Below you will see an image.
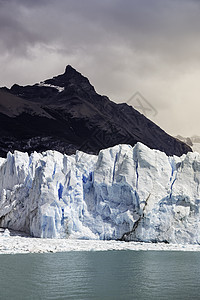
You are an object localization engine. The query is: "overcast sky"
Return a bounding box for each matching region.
[1,0,200,137]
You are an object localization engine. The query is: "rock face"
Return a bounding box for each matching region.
[0,65,191,157]
[0,143,199,244]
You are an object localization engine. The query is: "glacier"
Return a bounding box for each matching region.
[0,142,199,244]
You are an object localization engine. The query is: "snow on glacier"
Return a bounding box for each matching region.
[0,142,199,244]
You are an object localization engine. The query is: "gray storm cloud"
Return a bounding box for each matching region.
[0,0,200,136]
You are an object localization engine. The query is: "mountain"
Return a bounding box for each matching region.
[175,135,200,154]
[0,143,199,244]
[0,65,191,157]
[175,135,193,146]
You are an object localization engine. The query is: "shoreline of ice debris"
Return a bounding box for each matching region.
[0,229,200,254]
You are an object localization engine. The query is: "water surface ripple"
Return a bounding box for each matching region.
[0,251,199,300]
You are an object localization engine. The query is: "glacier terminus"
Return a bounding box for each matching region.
[0,142,199,244]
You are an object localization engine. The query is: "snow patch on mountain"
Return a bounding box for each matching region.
[0,143,199,244]
[38,82,65,92]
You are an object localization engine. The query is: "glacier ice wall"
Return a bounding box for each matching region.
[0,143,199,244]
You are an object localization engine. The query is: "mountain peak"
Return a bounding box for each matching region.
[43,65,91,90]
[63,65,89,83]
[62,65,86,81]
[64,65,78,74]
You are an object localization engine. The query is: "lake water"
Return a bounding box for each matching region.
[0,250,200,300]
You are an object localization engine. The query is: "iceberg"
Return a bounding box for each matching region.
[0,143,199,244]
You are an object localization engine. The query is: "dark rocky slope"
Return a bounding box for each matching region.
[0,65,191,157]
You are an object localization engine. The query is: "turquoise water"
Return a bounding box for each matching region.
[0,251,200,300]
